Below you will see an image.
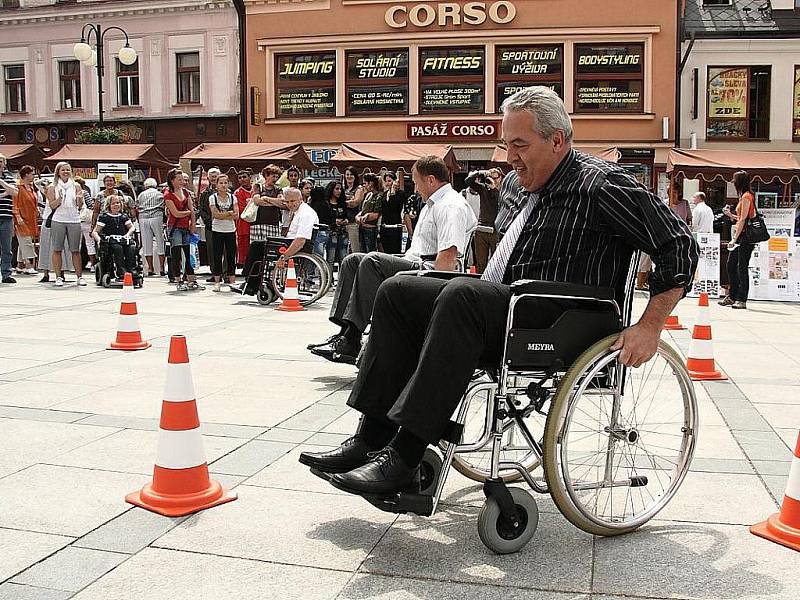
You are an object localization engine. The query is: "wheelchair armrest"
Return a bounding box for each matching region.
[510,279,615,301]
[409,270,481,280]
[418,253,437,262]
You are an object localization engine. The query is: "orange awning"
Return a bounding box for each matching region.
[328,143,460,173]
[0,144,46,167]
[667,148,800,185]
[44,144,175,169]
[491,145,620,164]
[181,143,316,171]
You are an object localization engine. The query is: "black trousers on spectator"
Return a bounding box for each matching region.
[727,243,755,302]
[108,241,136,277]
[170,245,194,280]
[379,225,402,254]
[347,276,569,444]
[212,231,236,278]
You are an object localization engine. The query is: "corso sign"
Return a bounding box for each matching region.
[407,121,499,140]
[386,1,516,28]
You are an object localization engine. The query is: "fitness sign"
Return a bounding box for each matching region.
[407,120,499,140]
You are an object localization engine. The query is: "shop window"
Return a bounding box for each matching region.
[495,45,563,110]
[574,43,644,114]
[706,66,770,141]
[116,58,140,107]
[275,51,335,117]
[59,60,81,109]
[794,65,800,142]
[3,64,25,113]
[346,49,408,115]
[176,52,200,104]
[419,47,484,114]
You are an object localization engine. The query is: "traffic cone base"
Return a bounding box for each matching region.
[126,467,237,517]
[109,273,150,350]
[751,434,800,552]
[663,313,685,331]
[751,512,800,552]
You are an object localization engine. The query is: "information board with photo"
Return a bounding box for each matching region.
[688,233,720,298]
[748,235,800,301]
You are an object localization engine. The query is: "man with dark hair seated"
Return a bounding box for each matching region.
[299,86,699,497]
[307,156,477,364]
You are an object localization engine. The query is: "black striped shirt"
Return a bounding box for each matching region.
[498,150,698,300]
[0,170,15,219]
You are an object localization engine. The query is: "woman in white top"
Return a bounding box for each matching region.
[209,173,239,292]
[46,162,86,287]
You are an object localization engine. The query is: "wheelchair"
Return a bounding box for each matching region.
[342,253,698,554]
[240,228,332,307]
[94,234,144,289]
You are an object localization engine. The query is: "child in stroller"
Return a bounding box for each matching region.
[92,195,140,286]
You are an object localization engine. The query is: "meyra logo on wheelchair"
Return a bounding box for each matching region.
[311,254,698,554]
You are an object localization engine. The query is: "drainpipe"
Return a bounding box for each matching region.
[232,0,247,142]
[676,0,696,151]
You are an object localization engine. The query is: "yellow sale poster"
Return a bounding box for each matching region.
[708,67,748,119]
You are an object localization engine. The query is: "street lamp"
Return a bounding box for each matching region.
[73,24,138,127]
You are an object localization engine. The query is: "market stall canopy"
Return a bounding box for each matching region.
[44,144,175,169]
[328,143,460,173]
[0,144,46,167]
[491,145,620,164]
[667,148,800,185]
[180,143,316,171]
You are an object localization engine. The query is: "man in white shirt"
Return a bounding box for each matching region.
[276,187,319,267]
[309,156,477,364]
[691,192,714,234]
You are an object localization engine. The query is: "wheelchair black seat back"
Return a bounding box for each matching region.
[95,235,144,289]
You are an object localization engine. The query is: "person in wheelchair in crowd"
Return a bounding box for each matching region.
[307,155,478,365]
[276,187,319,268]
[299,86,699,498]
[91,196,137,281]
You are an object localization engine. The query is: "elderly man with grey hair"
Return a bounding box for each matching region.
[276,187,319,270]
[299,85,699,498]
[136,177,166,276]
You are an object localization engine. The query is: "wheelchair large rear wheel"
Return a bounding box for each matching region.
[271,253,329,306]
[440,380,546,483]
[543,335,697,536]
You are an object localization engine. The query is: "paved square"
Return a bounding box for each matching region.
[1,277,798,599]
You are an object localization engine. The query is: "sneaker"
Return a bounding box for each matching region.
[54,277,64,287]
[718,296,734,307]
[212,282,221,292]
[77,277,87,286]
[188,281,205,291]
[88,265,96,273]
[2,276,16,284]
[732,301,747,310]
[25,268,37,275]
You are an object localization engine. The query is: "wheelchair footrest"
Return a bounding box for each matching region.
[366,492,434,516]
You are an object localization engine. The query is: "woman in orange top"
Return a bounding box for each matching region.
[719,170,756,309]
[11,165,39,274]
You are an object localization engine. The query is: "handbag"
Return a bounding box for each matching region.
[240,197,258,223]
[79,206,93,223]
[739,209,770,245]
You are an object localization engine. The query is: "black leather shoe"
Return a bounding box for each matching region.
[298,436,373,474]
[307,333,341,350]
[2,277,16,284]
[330,447,418,496]
[309,335,345,360]
[312,336,360,363]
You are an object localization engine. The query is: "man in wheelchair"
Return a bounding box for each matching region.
[300,86,699,499]
[92,196,137,281]
[275,187,318,267]
[308,156,477,364]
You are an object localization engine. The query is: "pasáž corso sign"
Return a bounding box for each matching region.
[407,120,499,140]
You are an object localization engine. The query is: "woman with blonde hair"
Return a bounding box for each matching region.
[46,162,86,287]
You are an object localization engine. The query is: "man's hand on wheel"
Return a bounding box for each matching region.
[610,323,660,368]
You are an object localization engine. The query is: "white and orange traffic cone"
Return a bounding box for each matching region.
[108,272,150,351]
[751,433,800,551]
[276,258,305,312]
[126,335,237,516]
[663,311,686,331]
[686,292,727,381]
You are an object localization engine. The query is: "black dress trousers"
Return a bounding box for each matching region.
[347,275,569,444]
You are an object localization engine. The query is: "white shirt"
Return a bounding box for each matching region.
[210,192,237,234]
[461,188,481,220]
[691,202,714,234]
[405,183,478,262]
[287,201,319,240]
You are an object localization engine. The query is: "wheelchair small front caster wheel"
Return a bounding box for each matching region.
[101,273,112,288]
[477,487,539,554]
[418,448,442,496]
[256,287,275,305]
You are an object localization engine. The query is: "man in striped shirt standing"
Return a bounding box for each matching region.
[0,155,17,284]
[300,86,699,496]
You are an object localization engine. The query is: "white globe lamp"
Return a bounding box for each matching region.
[118,46,137,66]
[73,42,92,62]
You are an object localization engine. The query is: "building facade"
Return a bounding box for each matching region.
[679,0,800,204]
[0,0,241,161]
[243,0,680,191]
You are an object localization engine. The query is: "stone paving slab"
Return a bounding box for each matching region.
[0,528,73,582]
[74,508,187,554]
[0,380,107,410]
[154,485,397,572]
[208,439,295,476]
[69,547,353,600]
[0,583,73,600]
[10,546,129,592]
